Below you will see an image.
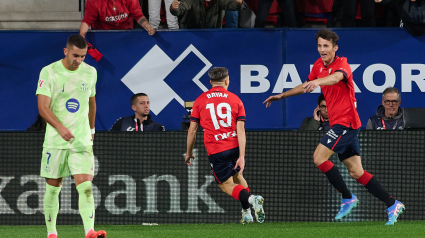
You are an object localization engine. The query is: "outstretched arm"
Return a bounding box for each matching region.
[263,81,308,108]
[303,72,345,93]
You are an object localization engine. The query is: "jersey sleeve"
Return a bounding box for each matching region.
[190,99,200,123]
[128,0,144,21]
[82,0,99,27]
[90,67,97,97]
[334,57,352,80]
[36,67,51,97]
[236,99,246,121]
[307,63,318,82]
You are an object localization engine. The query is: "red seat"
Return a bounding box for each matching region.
[297,0,334,25]
[356,2,385,20]
[297,0,334,14]
[244,0,282,26]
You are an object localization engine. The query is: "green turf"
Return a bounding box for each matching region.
[2,221,424,238]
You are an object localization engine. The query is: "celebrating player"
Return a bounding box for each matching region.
[36,35,106,238]
[263,28,405,225]
[186,67,265,224]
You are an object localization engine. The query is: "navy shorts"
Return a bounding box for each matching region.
[208,147,242,184]
[320,124,361,161]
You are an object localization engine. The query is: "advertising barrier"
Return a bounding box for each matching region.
[0,131,423,224]
[0,29,424,130]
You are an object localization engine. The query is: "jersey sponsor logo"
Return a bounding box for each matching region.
[126,126,135,131]
[206,93,228,99]
[105,12,128,22]
[66,98,80,113]
[121,45,211,115]
[214,131,237,141]
[39,79,45,87]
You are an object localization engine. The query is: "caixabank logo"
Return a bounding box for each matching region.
[121,44,212,115]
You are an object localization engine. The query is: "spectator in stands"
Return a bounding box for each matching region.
[170,0,246,29]
[376,0,425,36]
[299,94,330,131]
[254,0,298,28]
[341,0,376,27]
[110,93,165,131]
[366,87,404,130]
[80,0,155,37]
[149,0,179,29]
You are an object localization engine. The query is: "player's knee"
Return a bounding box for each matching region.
[313,155,326,166]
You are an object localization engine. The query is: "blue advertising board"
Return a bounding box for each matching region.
[0,29,424,130]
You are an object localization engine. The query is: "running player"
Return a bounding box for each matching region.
[263,28,404,225]
[36,35,106,237]
[186,67,265,224]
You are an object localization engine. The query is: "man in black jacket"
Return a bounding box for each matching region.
[170,0,245,29]
[376,0,425,36]
[110,93,165,131]
[366,87,404,130]
[299,94,330,131]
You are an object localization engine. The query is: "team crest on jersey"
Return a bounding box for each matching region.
[328,68,332,74]
[66,98,80,113]
[78,81,89,92]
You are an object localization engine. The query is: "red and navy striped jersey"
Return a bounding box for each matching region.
[308,56,361,129]
[191,86,246,155]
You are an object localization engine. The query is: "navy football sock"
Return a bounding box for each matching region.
[357,172,395,208]
[318,161,352,199]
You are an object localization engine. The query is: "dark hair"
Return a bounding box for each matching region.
[382,87,401,101]
[208,67,229,82]
[317,94,325,105]
[67,35,87,49]
[315,28,339,46]
[131,93,148,105]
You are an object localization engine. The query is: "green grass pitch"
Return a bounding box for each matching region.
[1,221,424,238]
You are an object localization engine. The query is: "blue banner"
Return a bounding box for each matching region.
[0,29,424,131]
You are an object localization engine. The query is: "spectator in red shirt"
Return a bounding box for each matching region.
[80,0,155,37]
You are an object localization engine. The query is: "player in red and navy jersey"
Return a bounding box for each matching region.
[186,67,265,225]
[264,29,404,225]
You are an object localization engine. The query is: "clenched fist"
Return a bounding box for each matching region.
[171,0,180,10]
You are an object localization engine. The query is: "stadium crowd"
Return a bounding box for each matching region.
[79,0,424,36]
